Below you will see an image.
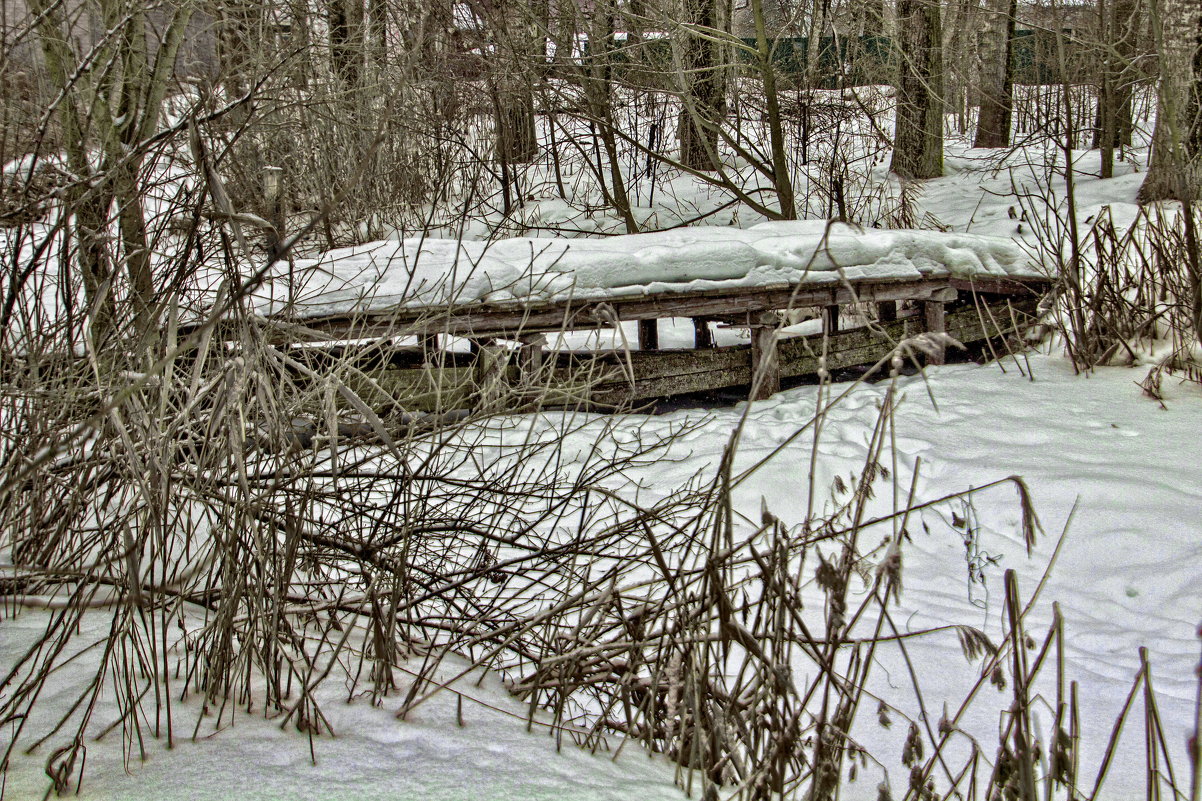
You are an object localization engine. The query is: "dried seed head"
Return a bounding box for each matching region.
[902,722,923,767]
[815,554,842,593]
[938,705,953,737]
[1050,727,1073,785]
[876,538,904,602]
[990,664,1007,691]
[878,701,893,729]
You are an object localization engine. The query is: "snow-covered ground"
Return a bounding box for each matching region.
[3,349,1198,800]
[0,621,690,801]
[4,86,1200,801]
[620,349,1201,798]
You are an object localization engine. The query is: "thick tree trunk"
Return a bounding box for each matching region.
[974,0,1017,148]
[677,0,727,171]
[497,81,539,164]
[1140,0,1202,201]
[891,0,945,178]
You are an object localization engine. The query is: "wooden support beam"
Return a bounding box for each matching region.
[638,319,659,350]
[517,333,546,383]
[923,300,947,366]
[877,301,897,322]
[586,297,1039,405]
[823,305,839,335]
[693,318,715,349]
[749,312,780,400]
[473,342,508,407]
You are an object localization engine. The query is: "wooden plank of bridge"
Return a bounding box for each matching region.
[580,297,1039,407]
[250,277,1027,345]
[474,342,509,407]
[419,334,439,360]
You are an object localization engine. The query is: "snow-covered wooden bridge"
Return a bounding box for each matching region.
[254,222,1049,410]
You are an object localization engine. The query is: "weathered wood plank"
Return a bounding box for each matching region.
[823,305,840,335]
[353,365,477,412]
[591,298,1038,403]
[246,276,1045,344]
[750,317,781,400]
[949,275,1046,295]
[517,334,546,383]
[327,296,1040,410]
[923,300,947,366]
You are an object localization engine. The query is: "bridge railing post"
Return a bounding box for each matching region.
[749,311,781,400]
[517,333,547,385]
[923,287,957,366]
[638,319,659,350]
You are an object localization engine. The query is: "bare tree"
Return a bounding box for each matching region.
[1139,0,1202,201]
[973,0,1017,148]
[891,0,945,178]
[1092,0,1140,171]
[676,0,729,170]
[27,0,195,344]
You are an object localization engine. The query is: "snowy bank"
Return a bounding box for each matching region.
[266,221,1044,318]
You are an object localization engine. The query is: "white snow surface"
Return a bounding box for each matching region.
[3,352,1199,801]
[0,621,690,801]
[267,221,1042,318]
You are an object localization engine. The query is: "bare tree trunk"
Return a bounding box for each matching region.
[583,0,639,232]
[29,0,192,344]
[943,0,977,132]
[496,82,539,164]
[804,0,832,88]
[216,0,261,96]
[329,0,365,88]
[1093,0,1139,156]
[367,0,388,74]
[892,0,945,178]
[1140,0,1202,201]
[751,0,796,217]
[974,0,1017,148]
[488,0,539,164]
[677,0,727,170]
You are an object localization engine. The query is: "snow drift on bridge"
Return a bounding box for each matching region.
[263,221,1044,318]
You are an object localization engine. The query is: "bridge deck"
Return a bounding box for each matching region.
[267,273,1047,411]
